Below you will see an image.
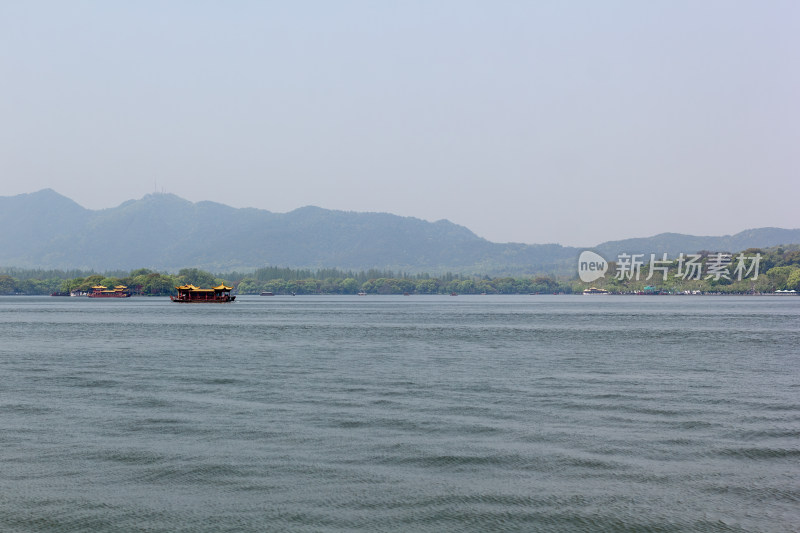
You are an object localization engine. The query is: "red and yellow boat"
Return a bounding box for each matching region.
[171,284,236,303]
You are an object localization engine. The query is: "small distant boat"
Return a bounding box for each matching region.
[583,287,609,295]
[88,285,132,298]
[171,284,235,303]
[357,292,367,296]
[260,291,274,296]
[450,292,458,296]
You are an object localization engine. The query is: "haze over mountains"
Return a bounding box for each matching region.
[2,189,798,274]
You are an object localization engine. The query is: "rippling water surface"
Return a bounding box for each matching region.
[1,295,798,532]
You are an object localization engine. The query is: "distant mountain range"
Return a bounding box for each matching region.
[2,189,798,274]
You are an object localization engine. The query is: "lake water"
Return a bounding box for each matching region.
[0,295,798,532]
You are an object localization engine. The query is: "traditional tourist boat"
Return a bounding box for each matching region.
[171,284,236,303]
[582,287,609,295]
[88,285,132,298]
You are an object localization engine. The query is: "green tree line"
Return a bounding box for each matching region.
[0,266,572,296]
[235,274,568,295]
[2,245,799,296]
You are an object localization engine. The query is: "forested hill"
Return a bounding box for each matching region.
[2,190,798,274]
[0,190,576,273]
[595,229,800,259]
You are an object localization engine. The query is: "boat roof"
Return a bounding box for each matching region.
[175,284,231,292]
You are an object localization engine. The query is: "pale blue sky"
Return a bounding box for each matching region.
[1,1,798,246]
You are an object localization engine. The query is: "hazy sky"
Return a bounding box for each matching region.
[1,1,798,246]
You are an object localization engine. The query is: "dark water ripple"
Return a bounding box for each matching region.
[0,295,798,532]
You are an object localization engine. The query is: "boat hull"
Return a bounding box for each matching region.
[170,296,236,303]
